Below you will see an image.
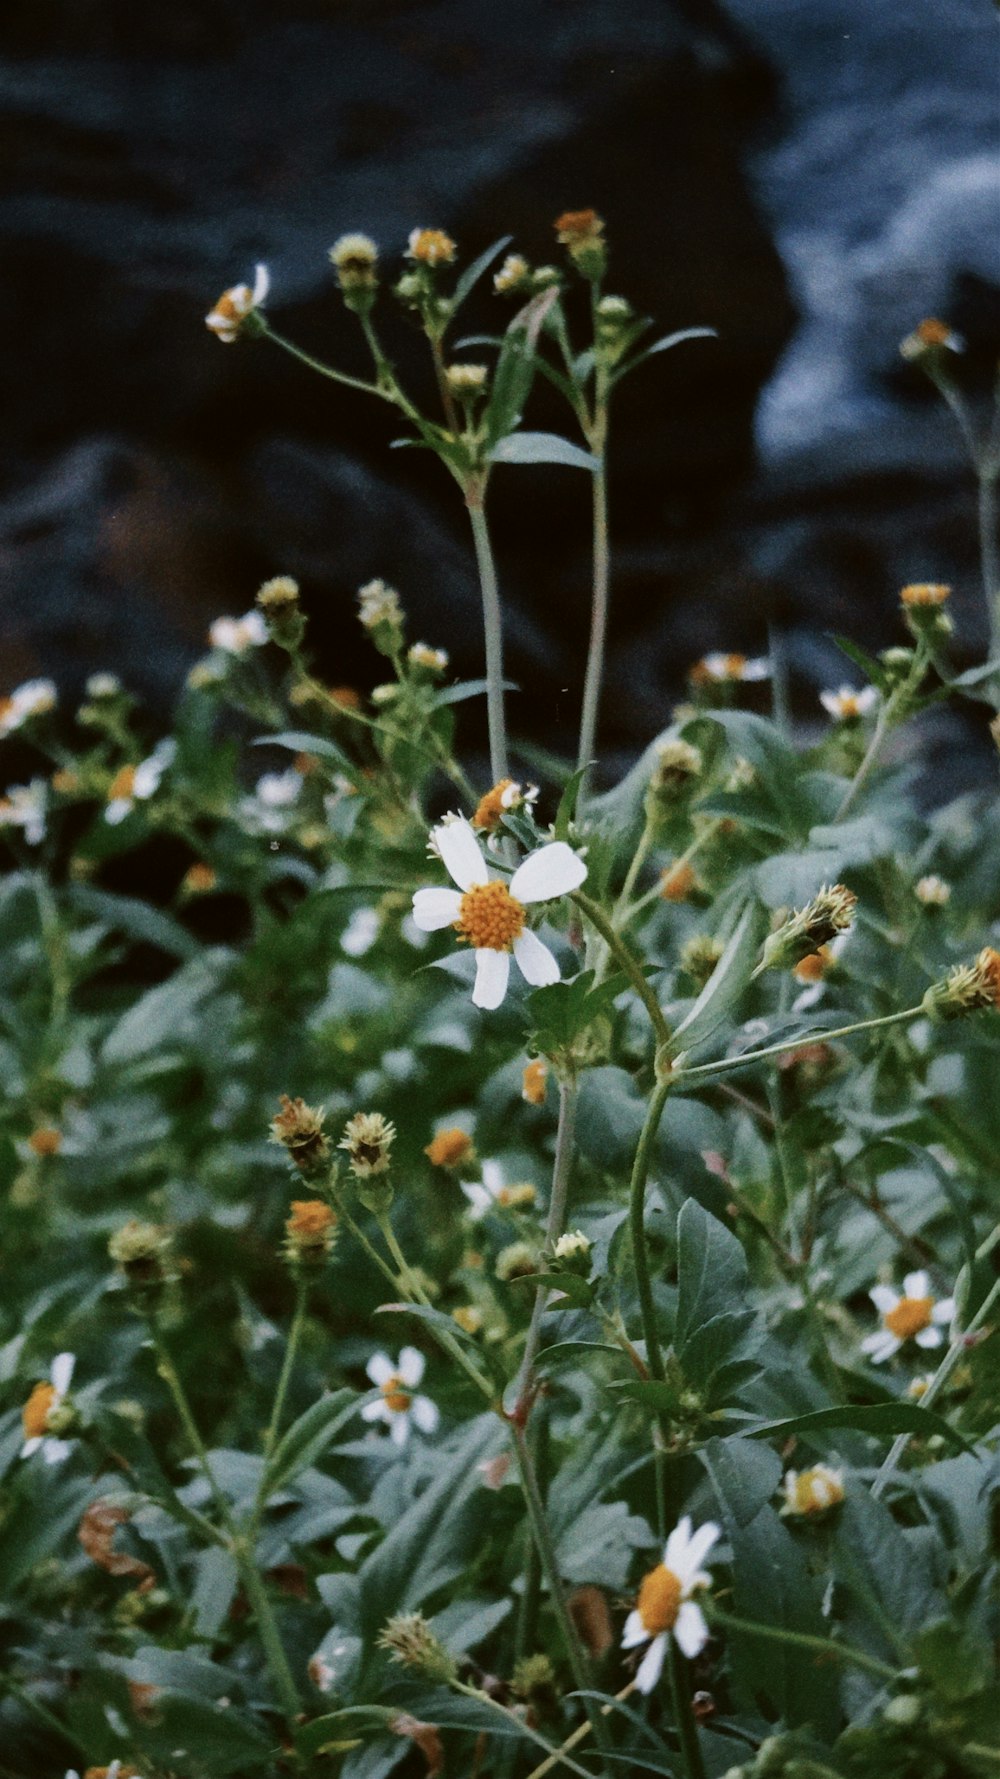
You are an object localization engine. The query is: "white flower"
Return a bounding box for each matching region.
[622,1517,720,1692]
[0,678,57,737]
[105,738,176,825]
[0,780,48,845]
[694,653,770,684]
[362,1348,439,1447]
[819,685,879,721]
[554,1229,591,1262]
[342,906,380,956]
[407,643,449,673]
[208,610,269,654]
[861,1270,956,1364]
[461,1159,536,1220]
[781,1463,845,1517]
[205,264,270,342]
[21,1352,75,1463]
[85,672,122,699]
[411,817,586,1010]
[915,874,951,907]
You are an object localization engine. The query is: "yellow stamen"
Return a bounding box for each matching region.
[637,1563,683,1635]
[22,1381,57,1441]
[381,1377,412,1413]
[473,778,516,831]
[107,764,136,802]
[885,1296,933,1340]
[455,881,525,951]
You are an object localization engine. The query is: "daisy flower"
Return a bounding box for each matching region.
[622,1517,721,1692]
[461,1158,536,1220]
[205,263,270,342]
[819,685,878,721]
[208,610,269,654]
[861,1270,956,1365]
[362,1348,439,1447]
[411,818,586,1010]
[690,652,770,686]
[0,780,48,846]
[105,739,176,825]
[21,1352,76,1463]
[0,677,57,737]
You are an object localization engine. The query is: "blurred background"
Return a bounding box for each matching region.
[1,0,998,774]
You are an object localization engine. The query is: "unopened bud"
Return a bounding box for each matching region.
[378,1612,458,1684]
[757,885,857,974]
[357,579,405,657]
[495,1241,539,1282]
[284,1199,337,1266]
[551,1229,592,1276]
[444,362,489,401]
[553,208,606,280]
[108,1220,173,1292]
[270,1095,331,1182]
[329,233,379,314]
[646,740,703,820]
[256,576,304,649]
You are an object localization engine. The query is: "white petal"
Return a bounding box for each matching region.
[678,1520,721,1580]
[915,1326,943,1349]
[635,1635,667,1694]
[411,887,463,931]
[903,1270,931,1300]
[20,1436,42,1458]
[252,264,271,303]
[621,1609,648,1650]
[105,799,132,826]
[366,1353,394,1386]
[513,929,560,987]
[473,949,510,1010]
[51,1352,75,1394]
[389,1413,410,1447]
[741,658,771,681]
[42,1438,73,1464]
[411,1395,439,1435]
[461,1183,492,1220]
[674,1600,709,1660]
[509,842,586,905]
[869,1285,899,1315]
[361,1400,389,1424]
[664,1516,694,1575]
[932,1297,956,1324]
[398,1346,425,1387]
[862,1331,900,1363]
[435,819,489,891]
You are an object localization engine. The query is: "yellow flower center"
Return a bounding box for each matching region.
[793,947,831,983]
[425,1127,474,1168]
[790,1468,844,1514]
[381,1377,412,1413]
[900,583,950,607]
[473,778,516,831]
[522,1058,548,1105]
[455,881,526,952]
[637,1563,683,1635]
[885,1295,933,1340]
[107,764,136,802]
[23,1381,57,1440]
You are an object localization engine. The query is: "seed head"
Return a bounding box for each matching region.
[357,579,405,657]
[108,1219,173,1291]
[647,740,703,819]
[256,575,305,648]
[329,233,379,311]
[495,1240,539,1282]
[922,947,1000,1021]
[284,1199,337,1266]
[378,1611,458,1684]
[757,884,857,974]
[270,1095,331,1181]
[407,228,457,267]
[340,1111,396,1177]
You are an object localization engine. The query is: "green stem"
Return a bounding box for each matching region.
[613,813,655,922]
[573,891,672,1053]
[522,1684,637,1779]
[513,1078,578,1407]
[978,468,1000,659]
[668,1641,708,1779]
[672,1005,922,1087]
[834,644,927,822]
[466,495,510,784]
[707,1604,897,1684]
[0,1674,85,1755]
[263,1275,309,1461]
[452,1682,596,1778]
[375,1213,496,1401]
[627,1077,673,1536]
[578,444,610,775]
[263,325,387,400]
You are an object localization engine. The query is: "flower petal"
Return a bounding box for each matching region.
[903,1270,931,1300]
[869,1285,899,1315]
[51,1352,75,1394]
[366,1352,394,1386]
[915,1326,943,1348]
[674,1600,709,1660]
[42,1438,73,1464]
[398,1346,425,1387]
[634,1634,667,1694]
[20,1436,42,1458]
[621,1609,648,1650]
[931,1297,956,1324]
[411,887,463,931]
[389,1413,410,1447]
[411,1395,440,1435]
[861,1331,900,1363]
[361,1399,388,1423]
[434,819,489,891]
[252,263,271,303]
[513,929,560,988]
[677,1520,721,1580]
[509,842,586,905]
[473,949,510,1010]
[664,1515,694,1575]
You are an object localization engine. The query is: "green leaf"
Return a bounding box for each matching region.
[699,1435,783,1527]
[674,1198,750,1352]
[434,676,518,707]
[744,1401,975,1457]
[490,431,599,471]
[507,1269,595,1309]
[263,1389,361,1496]
[723,1504,842,1732]
[296,1706,397,1759]
[451,234,513,310]
[484,286,558,445]
[672,901,763,1055]
[830,1491,945,1660]
[374,1299,482,1346]
[257,729,356,775]
[830,633,889,692]
[102,949,231,1066]
[554,763,590,837]
[67,884,202,961]
[612,324,717,382]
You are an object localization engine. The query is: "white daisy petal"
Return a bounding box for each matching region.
[621,1608,648,1650]
[411,1395,439,1435]
[361,1399,388,1423]
[20,1435,42,1458]
[674,1600,710,1660]
[903,1270,931,1300]
[398,1347,425,1387]
[411,887,463,931]
[435,819,489,891]
[869,1285,899,1315]
[51,1353,75,1395]
[931,1297,956,1324]
[473,949,510,1010]
[42,1439,73,1465]
[513,929,560,988]
[509,841,587,905]
[915,1326,943,1348]
[252,264,271,303]
[862,1330,900,1363]
[390,1413,410,1447]
[366,1353,395,1387]
[679,1520,721,1578]
[664,1516,694,1575]
[635,1634,667,1694]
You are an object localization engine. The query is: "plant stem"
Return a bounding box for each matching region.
[668,1641,708,1779]
[263,1274,309,1461]
[672,1005,922,1087]
[375,1213,496,1401]
[509,1423,614,1772]
[979,468,1000,657]
[522,1684,637,1779]
[466,493,510,784]
[263,326,387,400]
[834,644,927,821]
[578,448,610,775]
[513,1078,578,1408]
[627,1076,673,1536]
[573,891,672,1053]
[871,1268,1000,1498]
[1,1674,85,1755]
[707,1604,897,1684]
[452,1682,597,1779]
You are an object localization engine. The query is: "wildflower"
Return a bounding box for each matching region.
[923,947,1000,1020]
[51,768,81,794]
[522,1057,548,1105]
[411,816,587,1010]
[0,678,57,737]
[285,1199,337,1265]
[554,208,606,276]
[900,318,963,362]
[407,642,449,675]
[472,777,538,833]
[660,861,697,903]
[256,575,304,648]
[0,781,47,845]
[362,1348,439,1446]
[757,884,857,974]
[915,874,951,907]
[907,1373,934,1400]
[182,862,216,895]
[73,1765,144,1779]
[28,1126,61,1157]
[689,652,770,686]
[378,1611,456,1682]
[622,1517,721,1691]
[208,609,269,654]
[425,1126,475,1170]
[205,264,269,342]
[105,739,176,825]
[407,228,457,266]
[494,253,532,296]
[85,672,122,699]
[21,1352,76,1462]
[861,1270,956,1364]
[444,362,489,399]
[452,1305,483,1335]
[819,685,879,721]
[648,738,703,800]
[780,1464,845,1517]
[329,233,379,311]
[462,1160,536,1220]
[495,1240,539,1281]
[357,578,405,656]
[552,1229,591,1274]
[108,1220,172,1291]
[340,1110,396,1177]
[269,1095,330,1178]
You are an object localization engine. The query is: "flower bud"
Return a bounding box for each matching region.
[284,1199,337,1267]
[108,1220,173,1292]
[551,1229,592,1276]
[680,933,724,988]
[425,1126,475,1170]
[511,1653,557,1708]
[553,208,606,279]
[341,1111,396,1178]
[256,575,305,650]
[407,643,449,677]
[444,362,489,402]
[407,228,457,267]
[922,947,1000,1021]
[646,740,703,822]
[329,233,379,314]
[494,253,532,297]
[357,579,405,657]
[900,582,952,642]
[757,885,857,974]
[914,874,950,907]
[378,1611,458,1684]
[495,1241,540,1282]
[270,1095,331,1182]
[660,860,698,903]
